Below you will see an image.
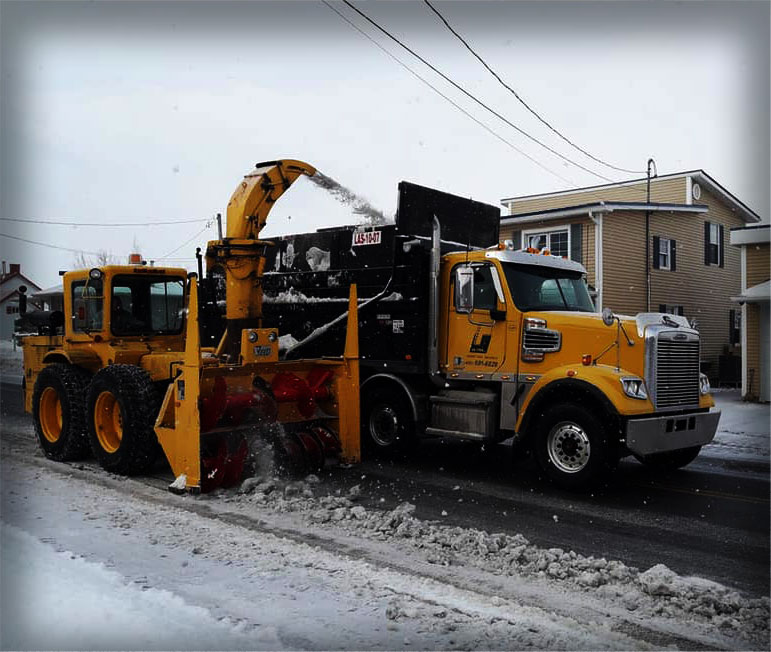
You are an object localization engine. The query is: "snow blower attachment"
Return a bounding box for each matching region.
[154,160,361,492]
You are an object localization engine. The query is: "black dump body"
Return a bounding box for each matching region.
[203,182,500,372]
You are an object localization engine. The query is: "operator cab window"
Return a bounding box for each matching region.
[111,275,185,336]
[71,279,104,332]
[454,263,501,313]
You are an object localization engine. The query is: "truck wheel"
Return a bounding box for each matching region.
[534,403,616,490]
[86,365,159,475]
[635,446,701,471]
[32,363,90,461]
[362,386,414,457]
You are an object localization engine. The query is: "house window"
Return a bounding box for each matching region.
[704,221,724,267]
[6,306,19,315]
[658,304,684,316]
[653,237,676,271]
[524,228,569,257]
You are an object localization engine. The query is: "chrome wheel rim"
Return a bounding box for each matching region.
[369,405,398,447]
[547,421,591,473]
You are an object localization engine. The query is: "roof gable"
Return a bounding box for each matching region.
[502,170,760,224]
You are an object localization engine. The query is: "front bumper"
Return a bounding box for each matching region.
[624,410,721,457]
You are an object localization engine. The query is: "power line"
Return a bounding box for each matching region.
[154,222,214,261]
[0,232,105,256]
[0,216,211,227]
[340,0,614,183]
[422,0,644,175]
[320,0,575,186]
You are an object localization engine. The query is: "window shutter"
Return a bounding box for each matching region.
[719,224,725,268]
[677,306,684,316]
[704,221,710,265]
[658,304,666,313]
[671,240,677,271]
[570,223,582,262]
[510,230,522,249]
[652,236,660,269]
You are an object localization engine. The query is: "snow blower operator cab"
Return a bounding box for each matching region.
[250,180,720,490]
[20,160,361,493]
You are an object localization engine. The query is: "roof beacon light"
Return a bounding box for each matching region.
[128,253,142,265]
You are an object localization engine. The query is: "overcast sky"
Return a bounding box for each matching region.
[1,0,769,289]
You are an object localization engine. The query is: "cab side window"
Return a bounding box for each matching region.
[473,265,497,312]
[71,279,104,332]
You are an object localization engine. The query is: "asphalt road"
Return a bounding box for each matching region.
[2,379,768,597]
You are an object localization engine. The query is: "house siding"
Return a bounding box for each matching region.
[505,178,687,216]
[746,243,770,287]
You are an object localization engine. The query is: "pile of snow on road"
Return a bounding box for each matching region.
[217,475,769,646]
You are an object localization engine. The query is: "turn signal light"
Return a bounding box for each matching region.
[582,354,592,366]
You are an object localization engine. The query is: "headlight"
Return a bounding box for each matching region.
[620,377,648,400]
[699,372,710,395]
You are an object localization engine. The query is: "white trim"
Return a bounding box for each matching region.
[730,225,770,246]
[590,211,603,310]
[685,176,693,206]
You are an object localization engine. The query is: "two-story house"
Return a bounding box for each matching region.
[499,171,762,382]
[730,224,769,402]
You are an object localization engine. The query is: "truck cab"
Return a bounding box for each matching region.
[21,262,188,412]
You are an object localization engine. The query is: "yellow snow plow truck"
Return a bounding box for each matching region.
[20,160,361,492]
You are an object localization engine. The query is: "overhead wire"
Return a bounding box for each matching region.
[339,0,614,183]
[0,233,106,256]
[0,216,211,227]
[154,220,214,261]
[422,0,645,175]
[320,0,575,186]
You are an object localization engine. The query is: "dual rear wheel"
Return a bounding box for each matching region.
[33,363,160,475]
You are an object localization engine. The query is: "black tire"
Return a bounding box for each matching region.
[534,403,617,490]
[635,446,701,471]
[86,365,160,475]
[361,384,414,457]
[32,363,91,461]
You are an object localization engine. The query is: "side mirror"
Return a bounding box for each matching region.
[455,266,474,313]
[490,309,507,322]
[601,307,615,327]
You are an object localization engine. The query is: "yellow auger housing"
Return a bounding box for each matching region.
[155,276,360,493]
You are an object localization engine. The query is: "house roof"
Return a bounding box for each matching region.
[0,271,42,292]
[731,280,770,304]
[501,170,761,224]
[0,287,42,306]
[500,201,708,227]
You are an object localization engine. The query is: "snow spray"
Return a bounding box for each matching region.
[308,171,391,226]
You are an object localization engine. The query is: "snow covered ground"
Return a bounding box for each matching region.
[1,344,768,649]
[0,339,23,377]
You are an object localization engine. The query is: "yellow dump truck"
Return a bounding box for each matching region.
[256,179,721,489]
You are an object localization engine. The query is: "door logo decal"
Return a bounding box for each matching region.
[470,328,491,353]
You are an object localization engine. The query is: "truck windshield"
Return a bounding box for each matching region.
[111,275,185,336]
[501,263,595,313]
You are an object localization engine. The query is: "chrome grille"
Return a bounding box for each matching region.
[655,335,700,409]
[523,328,561,352]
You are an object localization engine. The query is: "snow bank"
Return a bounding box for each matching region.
[231,477,770,647]
[0,522,266,650]
[0,339,23,375]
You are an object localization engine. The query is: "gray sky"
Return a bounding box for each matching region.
[1,0,769,288]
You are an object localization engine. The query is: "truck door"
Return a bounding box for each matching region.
[445,262,508,375]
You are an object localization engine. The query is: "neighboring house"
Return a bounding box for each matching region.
[0,263,42,339]
[33,285,65,312]
[730,224,770,402]
[500,170,762,382]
